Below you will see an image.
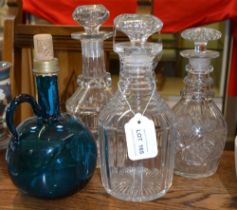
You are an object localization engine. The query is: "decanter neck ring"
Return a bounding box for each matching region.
[118,63,156,96]
[181,69,214,99]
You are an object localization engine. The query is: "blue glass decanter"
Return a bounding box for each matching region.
[5,34,97,199]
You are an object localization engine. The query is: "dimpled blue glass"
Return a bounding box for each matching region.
[6,75,97,199]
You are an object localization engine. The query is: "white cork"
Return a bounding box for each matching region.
[33,34,54,61]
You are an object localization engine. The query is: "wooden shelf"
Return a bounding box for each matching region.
[0,151,236,209]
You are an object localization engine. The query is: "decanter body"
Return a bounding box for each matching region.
[173,28,227,178]
[5,34,97,198]
[66,5,112,166]
[99,14,177,202]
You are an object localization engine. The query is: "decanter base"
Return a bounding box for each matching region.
[174,168,218,179]
[106,188,168,202]
[102,166,172,202]
[19,185,81,200]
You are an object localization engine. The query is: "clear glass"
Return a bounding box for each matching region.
[66,5,112,167]
[99,14,177,202]
[0,61,11,149]
[173,27,227,178]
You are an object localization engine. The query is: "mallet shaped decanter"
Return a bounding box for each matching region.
[99,14,177,202]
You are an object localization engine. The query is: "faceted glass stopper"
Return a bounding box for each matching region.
[182,27,221,42]
[181,27,221,53]
[180,27,221,60]
[72,4,109,34]
[114,14,163,44]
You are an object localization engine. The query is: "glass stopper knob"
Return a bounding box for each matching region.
[114,14,163,44]
[72,4,109,34]
[181,27,221,53]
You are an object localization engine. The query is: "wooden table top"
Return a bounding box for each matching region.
[0,150,236,210]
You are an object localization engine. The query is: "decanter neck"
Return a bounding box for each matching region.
[118,63,155,92]
[81,39,106,78]
[181,65,214,99]
[36,75,60,119]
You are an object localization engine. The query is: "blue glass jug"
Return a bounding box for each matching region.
[5,35,97,199]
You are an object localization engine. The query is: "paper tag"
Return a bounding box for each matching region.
[124,113,158,161]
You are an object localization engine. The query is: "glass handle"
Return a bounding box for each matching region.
[6,94,42,140]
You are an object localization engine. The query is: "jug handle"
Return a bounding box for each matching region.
[6,94,42,141]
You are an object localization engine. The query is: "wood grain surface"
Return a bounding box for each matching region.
[0,151,236,210]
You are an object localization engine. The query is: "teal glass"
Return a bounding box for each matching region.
[5,67,97,198]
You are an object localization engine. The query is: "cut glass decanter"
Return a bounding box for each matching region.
[99,14,177,202]
[173,27,227,178]
[66,5,112,167]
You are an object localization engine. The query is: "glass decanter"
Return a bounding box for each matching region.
[66,5,112,166]
[173,27,227,178]
[99,14,177,202]
[5,34,97,199]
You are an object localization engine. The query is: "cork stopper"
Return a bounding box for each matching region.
[33,34,59,75]
[33,34,54,61]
